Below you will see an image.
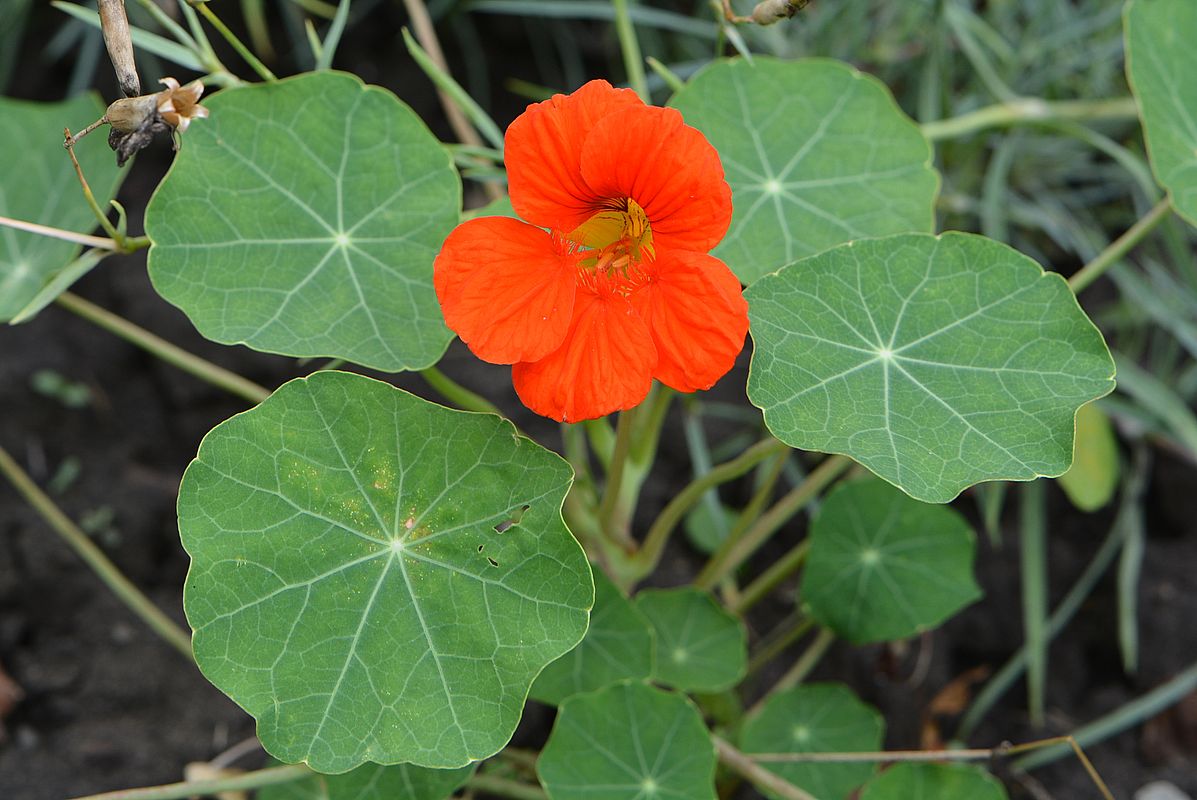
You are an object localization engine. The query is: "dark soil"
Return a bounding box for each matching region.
[2,4,1196,799]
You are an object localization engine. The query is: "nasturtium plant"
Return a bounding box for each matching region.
[0,94,122,322]
[801,478,982,643]
[670,57,938,285]
[1125,0,1197,227]
[634,587,747,693]
[258,761,474,800]
[741,683,885,800]
[531,569,655,706]
[746,232,1117,503]
[180,371,591,771]
[860,762,1009,800]
[146,71,460,371]
[537,682,718,800]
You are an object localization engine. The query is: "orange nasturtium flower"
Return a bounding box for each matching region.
[434,80,748,422]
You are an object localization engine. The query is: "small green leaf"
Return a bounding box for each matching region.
[801,478,982,644]
[531,569,655,705]
[0,94,122,323]
[860,763,1008,800]
[1125,0,1197,226]
[258,762,474,800]
[147,71,460,371]
[741,683,884,800]
[181,371,591,772]
[634,587,747,693]
[670,57,938,285]
[1057,402,1120,512]
[537,682,717,800]
[746,232,1116,503]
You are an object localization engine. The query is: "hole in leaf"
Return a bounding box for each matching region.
[494,504,530,533]
[487,556,499,568]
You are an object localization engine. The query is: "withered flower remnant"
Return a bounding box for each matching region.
[104,77,209,166]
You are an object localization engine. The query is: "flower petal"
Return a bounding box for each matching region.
[513,279,657,422]
[506,80,643,234]
[434,217,577,364]
[580,105,732,253]
[629,251,747,393]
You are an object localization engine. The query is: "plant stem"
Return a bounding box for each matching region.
[1067,199,1173,293]
[64,765,311,800]
[420,366,501,415]
[612,0,649,102]
[467,773,548,800]
[732,539,809,614]
[631,438,792,579]
[0,215,118,250]
[712,736,818,800]
[695,454,851,590]
[920,96,1139,142]
[0,445,193,660]
[597,406,637,547]
[64,128,121,242]
[55,292,271,405]
[747,610,813,675]
[192,1,278,81]
[748,627,835,717]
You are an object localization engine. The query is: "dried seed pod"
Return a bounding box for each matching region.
[751,0,809,25]
[98,0,140,97]
[105,94,158,134]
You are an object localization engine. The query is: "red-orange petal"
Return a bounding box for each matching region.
[434,216,577,365]
[580,105,732,254]
[512,278,657,422]
[629,251,747,393]
[505,80,643,234]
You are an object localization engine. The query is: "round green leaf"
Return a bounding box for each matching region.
[801,478,982,644]
[670,57,937,285]
[147,71,459,371]
[0,94,123,322]
[746,232,1116,503]
[531,568,655,705]
[860,763,1008,800]
[1057,402,1120,512]
[741,683,884,800]
[259,762,474,800]
[537,682,717,800]
[181,371,591,772]
[1126,0,1197,227]
[634,587,747,693]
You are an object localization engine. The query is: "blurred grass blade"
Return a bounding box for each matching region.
[316,0,350,70]
[1020,479,1048,728]
[1015,658,1197,770]
[683,402,732,553]
[130,0,198,52]
[973,481,1007,547]
[241,0,275,62]
[288,0,339,18]
[305,18,324,64]
[1114,353,1197,459]
[467,0,718,40]
[52,1,204,71]
[10,250,108,324]
[402,27,504,151]
[1116,449,1148,674]
[0,0,32,93]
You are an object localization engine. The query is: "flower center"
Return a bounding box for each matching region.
[567,198,655,273]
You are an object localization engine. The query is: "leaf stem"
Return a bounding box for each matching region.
[920,96,1139,142]
[55,292,271,405]
[63,127,122,243]
[695,454,852,590]
[712,736,818,800]
[191,0,278,81]
[467,773,548,800]
[732,539,809,614]
[612,0,649,102]
[0,215,119,251]
[1067,199,1173,293]
[64,765,312,800]
[746,610,813,676]
[1019,479,1048,728]
[747,627,835,717]
[0,445,194,661]
[597,405,637,547]
[630,438,792,580]
[420,366,501,415]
